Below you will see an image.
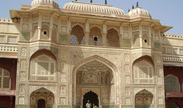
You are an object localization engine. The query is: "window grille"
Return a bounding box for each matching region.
[106,28,120,47]
[70,25,85,45]
[30,55,56,81]
[0,68,10,90]
[133,60,154,84]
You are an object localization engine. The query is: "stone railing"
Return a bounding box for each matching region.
[0,18,12,23]
[164,33,183,39]
[163,56,183,62]
[0,46,18,52]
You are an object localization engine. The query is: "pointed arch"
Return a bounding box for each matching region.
[133,56,154,84]
[41,23,50,40]
[29,49,57,81]
[73,55,117,75]
[30,87,54,106]
[70,25,85,45]
[164,74,180,92]
[89,26,102,46]
[135,89,153,106]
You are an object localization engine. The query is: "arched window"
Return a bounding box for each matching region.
[133,60,154,84]
[41,24,49,40]
[0,68,11,90]
[142,33,149,47]
[89,27,102,46]
[106,28,120,47]
[165,75,180,92]
[30,54,56,81]
[70,25,85,45]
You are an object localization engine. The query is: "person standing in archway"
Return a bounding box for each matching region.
[93,103,98,108]
[86,100,91,108]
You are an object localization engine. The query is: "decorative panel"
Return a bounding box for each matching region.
[8,37,17,42]
[0,35,5,42]
[21,32,30,41]
[61,26,67,33]
[123,39,130,47]
[60,35,68,42]
[22,23,29,31]
[102,106,115,108]
[154,42,161,50]
[123,32,129,38]
[16,106,26,108]
[58,106,71,108]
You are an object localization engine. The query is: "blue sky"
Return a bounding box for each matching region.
[0,0,182,34]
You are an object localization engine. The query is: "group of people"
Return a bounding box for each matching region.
[86,100,98,108]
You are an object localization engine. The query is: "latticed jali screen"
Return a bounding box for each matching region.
[89,27,102,46]
[133,60,153,84]
[70,25,85,45]
[106,28,120,47]
[0,68,10,89]
[30,55,56,81]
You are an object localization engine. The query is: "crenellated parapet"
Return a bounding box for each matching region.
[164,33,183,39]
[0,18,13,23]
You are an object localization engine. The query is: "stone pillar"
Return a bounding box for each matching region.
[120,24,123,47]
[149,26,151,48]
[49,15,53,41]
[103,22,107,46]
[102,33,107,46]
[29,15,33,41]
[38,14,42,40]
[139,25,143,47]
[85,32,89,45]
[68,20,71,44]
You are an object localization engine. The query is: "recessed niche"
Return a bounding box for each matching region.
[93,36,98,42]
[144,39,147,43]
[43,31,47,35]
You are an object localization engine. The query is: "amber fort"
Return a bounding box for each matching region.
[0,0,182,108]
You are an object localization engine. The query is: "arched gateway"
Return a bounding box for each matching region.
[72,56,116,108]
[30,88,54,108]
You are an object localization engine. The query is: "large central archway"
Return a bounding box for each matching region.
[73,57,116,108]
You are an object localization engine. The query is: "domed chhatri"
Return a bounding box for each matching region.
[127,7,151,18]
[31,0,59,9]
[63,2,125,16]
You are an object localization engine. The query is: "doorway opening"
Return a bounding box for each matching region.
[38,99,45,108]
[83,91,99,108]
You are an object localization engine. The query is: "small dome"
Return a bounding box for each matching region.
[127,7,151,19]
[31,0,59,9]
[63,2,125,16]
